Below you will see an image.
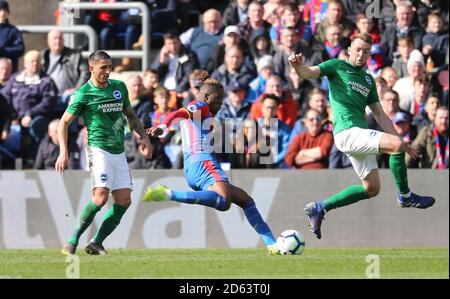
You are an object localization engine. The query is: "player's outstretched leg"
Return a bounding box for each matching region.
[228,185,279,255]
[61,200,101,256]
[142,184,229,211]
[390,153,435,209]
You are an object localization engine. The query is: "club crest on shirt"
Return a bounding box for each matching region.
[113,90,122,100]
[100,173,108,182]
[365,76,372,85]
[187,105,198,112]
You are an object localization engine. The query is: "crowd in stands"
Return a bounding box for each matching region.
[0,0,448,170]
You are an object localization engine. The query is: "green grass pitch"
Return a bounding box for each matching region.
[0,248,447,279]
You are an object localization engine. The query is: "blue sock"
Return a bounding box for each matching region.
[243,202,276,246]
[171,190,228,211]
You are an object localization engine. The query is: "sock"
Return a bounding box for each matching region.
[322,185,369,212]
[67,201,101,246]
[243,202,276,246]
[92,203,128,245]
[389,152,411,195]
[171,190,228,211]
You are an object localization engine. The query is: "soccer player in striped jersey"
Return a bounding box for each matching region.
[288,33,435,239]
[143,78,279,255]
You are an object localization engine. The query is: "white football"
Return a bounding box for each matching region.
[276,229,305,255]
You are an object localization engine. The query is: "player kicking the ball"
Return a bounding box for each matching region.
[288,33,435,239]
[143,78,279,255]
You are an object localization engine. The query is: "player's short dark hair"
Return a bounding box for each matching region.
[351,33,373,45]
[88,50,111,65]
[283,2,298,13]
[189,69,210,89]
[261,93,281,105]
[436,105,448,114]
[200,78,223,94]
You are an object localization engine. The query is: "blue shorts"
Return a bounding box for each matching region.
[184,159,229,191]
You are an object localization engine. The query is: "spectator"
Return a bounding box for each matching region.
[222,0,250,27]
[393,49,425,104]
[249,26,274,66]
[285,108,333,169]
[328,143,352,169]
[180,9,224,69]
[125,74,152,129]
[422,12,448,68]
[206,25,251,75]
[322,24,346,60]
[303,0,328,35]
[247,55,274,103]
[152,31,199,95]
[273,27,320,84]
[314,0,355,44]
[381,66,399,89]
[250,75,298,128]
[238,1,272,42]
[263,0,285,26]
[257,94,291,167]
[0,91,12,168]
[286,66,314,116]
[34,118,80,170]
[141,68,159,108]
[129,133,172,169]
[412,93,441,132]
[400,75,431,116]
[407,106,449,168]
[2,50,58,167]
[216,81,251,121]
[391,36,414,78]
[0,57,11,91]
[84,0,120,50]
[181,69,210,107]
[41,30,89,114]
[270,2,313,47]
[392,111,415,143]
[381,0,425,65]
[151,86,176,127]
[211,45,256,91]
[349,13,381,44]
[0,0,24,73]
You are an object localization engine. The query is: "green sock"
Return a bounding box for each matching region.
[67,201,101,246]
[322,185,369,211]
[92,203,128,245]
[389,152,410,194]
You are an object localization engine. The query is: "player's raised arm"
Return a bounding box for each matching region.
[288,53,321,80]
[123,105,153,159]
[55,111,77,173]
[147,108,190,137]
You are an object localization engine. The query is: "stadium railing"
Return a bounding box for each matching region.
[59,1,150,70]
[18,25,98,54]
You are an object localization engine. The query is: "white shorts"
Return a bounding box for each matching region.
[87,146,132,191]
[334,127,384,179]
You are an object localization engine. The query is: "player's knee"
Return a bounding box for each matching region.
[366,184,380,198]
[217,201,231,212]
[119,197,132,208]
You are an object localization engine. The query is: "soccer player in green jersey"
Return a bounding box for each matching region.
[288,33,435,239]
[56,51,153,255]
